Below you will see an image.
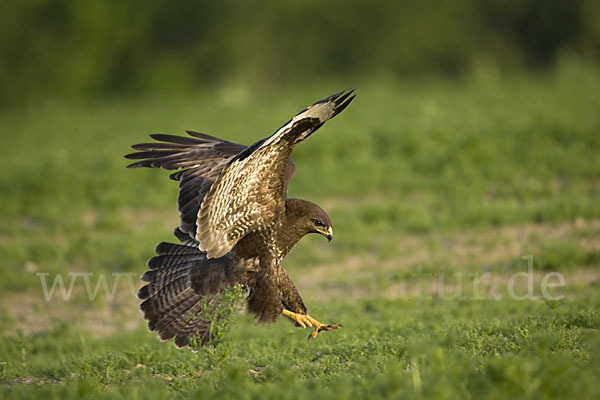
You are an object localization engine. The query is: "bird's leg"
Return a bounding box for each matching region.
[281,309,342,340]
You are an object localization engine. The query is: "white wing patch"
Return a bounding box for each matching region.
[260,88,355,149]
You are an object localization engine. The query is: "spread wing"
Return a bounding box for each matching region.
[125,131,297,243]
[125,131,247,240]
[196,89,355,258]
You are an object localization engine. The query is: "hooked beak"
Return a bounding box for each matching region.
[316,226,333,242]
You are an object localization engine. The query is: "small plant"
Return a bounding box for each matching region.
[188,284,246,368]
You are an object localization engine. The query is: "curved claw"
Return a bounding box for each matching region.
[307,323,342,340]
[282,309,342,341]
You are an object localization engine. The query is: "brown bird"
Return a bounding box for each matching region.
[125,89,355,348]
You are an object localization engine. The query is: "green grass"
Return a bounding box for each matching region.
[1,60,600,398]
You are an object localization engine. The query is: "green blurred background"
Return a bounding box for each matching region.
[2,0,599,106]
[2,2,600,398]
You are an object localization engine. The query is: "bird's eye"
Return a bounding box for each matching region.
[313,219,325,228]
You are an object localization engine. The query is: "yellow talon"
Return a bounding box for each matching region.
[282,309,341,340]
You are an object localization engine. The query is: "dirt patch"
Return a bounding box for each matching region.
[1,281,142,336]
[2,219,599,335]
[296,219,600,300]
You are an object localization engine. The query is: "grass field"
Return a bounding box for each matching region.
[1,60,599,398]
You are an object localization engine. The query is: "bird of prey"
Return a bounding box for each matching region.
[125,89,355,348]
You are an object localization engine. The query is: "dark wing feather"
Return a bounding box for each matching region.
[125,131,297,242]
[125,131,246,172]
[196,89,355,258]
[125,131,247,239]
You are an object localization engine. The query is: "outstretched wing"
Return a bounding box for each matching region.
[126,131,297,242]
[196,89,355,258]
[125,131,247,240]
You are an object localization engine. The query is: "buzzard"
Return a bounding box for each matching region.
[125,89,355,348]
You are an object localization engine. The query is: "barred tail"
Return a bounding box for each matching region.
[137,237,233,348]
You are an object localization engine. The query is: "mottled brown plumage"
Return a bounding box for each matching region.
[126,89,354,347]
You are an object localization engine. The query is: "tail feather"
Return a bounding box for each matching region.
[140,277,193,322]
[173,299,218,347]
[153,289,203,334]
[138,268,194,298]
[141,264,194,283]
[154,241,200,256]
[161,297,216,344]
[175,319,211,348]
[137,239,232,348]
[147,253,206,269]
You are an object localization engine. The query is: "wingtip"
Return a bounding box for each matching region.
[333,87,355,100]
[123,159,147,168]
[332,93,355,117]
[341,87,356,96]
[124,158,141,168]
[315,88,355,105]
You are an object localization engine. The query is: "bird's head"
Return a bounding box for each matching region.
[308,209,333,242]
[286,199,333,242]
